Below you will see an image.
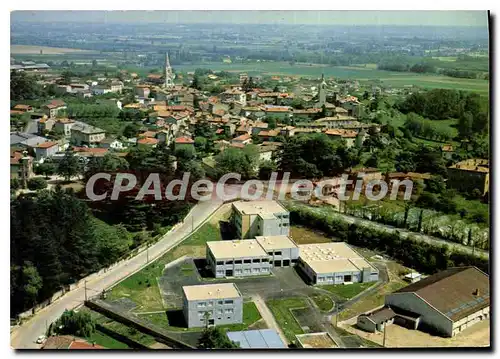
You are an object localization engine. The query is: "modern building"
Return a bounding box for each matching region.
[255,235,299,267]
[385,266,489,337]
[447,159,489,196]
[226,329,287,349]
[206,240,271,278]
[232,200,290,239]
[182,283,243,328]
[297,242,379,285]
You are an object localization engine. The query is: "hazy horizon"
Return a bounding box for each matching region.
[11,10,488,27]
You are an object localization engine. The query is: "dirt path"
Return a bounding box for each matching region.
[252,295,289,345]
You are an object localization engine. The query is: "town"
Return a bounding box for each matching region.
[10,10,490,351]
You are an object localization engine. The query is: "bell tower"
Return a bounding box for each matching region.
[164,52,174,89]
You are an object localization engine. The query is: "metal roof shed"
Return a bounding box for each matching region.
[226,329,286,349]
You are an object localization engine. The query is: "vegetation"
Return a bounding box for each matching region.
[197,327,239,349]
[27,177,48,191]
[54,310,96,337]
[10,187,131,316]
[266,297,308,343]
[309,293,334,312]
[321,282,374,300]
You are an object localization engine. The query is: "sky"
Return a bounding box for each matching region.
[11,10,489,27]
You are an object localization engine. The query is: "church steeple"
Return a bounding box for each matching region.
[164,52,174,89]
[318,73,327,106]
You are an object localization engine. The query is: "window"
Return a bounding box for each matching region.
[275,251,282,256]
[244,269,251,274]
[226,260,234,265]
[217,309,223,315]
[217,300,223,305]
[198,311,205,316]
[262,268,268,273]
[235,269,242,274]
[243,259,251,264]
[253,268,261,273]
[225,308,234,314]
[262,258,269,262]
[282,214,289,219]
[267,252,273,256]
[208,301,213,306]
[197,302,207,307]
[235,260,242,264]
[216,261,224,265]
[224,300,233,305]
[282,223,289,227]
[291,259,298,264]
[252,259,260,263]
[227,316,231,320]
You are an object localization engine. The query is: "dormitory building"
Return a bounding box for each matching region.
[232,200,290,239]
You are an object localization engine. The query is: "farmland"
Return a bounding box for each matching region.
[11,45,96,54]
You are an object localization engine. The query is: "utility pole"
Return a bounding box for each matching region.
[84,280,87,301]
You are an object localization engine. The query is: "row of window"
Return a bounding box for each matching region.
[275,214,290,219]
[198,308,234,316]
[197,299,233,307]
[216,258,269,265]
[278,223,289,227]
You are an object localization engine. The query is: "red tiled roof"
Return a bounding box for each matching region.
[69,341,105,350]
[138,131,157,138]
[175,136,194,144]
[13,104,32,111]
[230,143,245,149]
[10,110,25,115]
[233,133,251,142]
[137,137,159,145]
[73,147,109,154]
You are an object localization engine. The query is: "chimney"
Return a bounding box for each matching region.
[473,288,480,296]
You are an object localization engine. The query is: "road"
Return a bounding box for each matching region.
[10,198,223,349]
[251,295,289,346]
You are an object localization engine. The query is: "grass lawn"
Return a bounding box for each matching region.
[86,329,130,349]
[290,226,333,244]
[338,281,407,321]
[107,222,222,312]
[266,297,309,343]
[321,282,375,300]
[98,317,157,347]
[309,293,334,312]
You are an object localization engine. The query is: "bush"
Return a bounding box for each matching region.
[11,178,20,190]
[27,178,48,191]
[54,310,95,337]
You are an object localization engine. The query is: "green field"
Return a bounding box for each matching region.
[266,297,308,343]
[321,282,375,300]
[309,293,334,312]
[86,329,130,349]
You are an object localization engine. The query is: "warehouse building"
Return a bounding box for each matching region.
[297,242,379,285]
[206,240,271,278]
[232,200,290,239]
[255,235,299,267]
[385,266,489,337]
[182,283,243,328]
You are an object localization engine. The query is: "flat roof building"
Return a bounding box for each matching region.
[255,235,299,268]
[232,200,290,239]
[297,242,378,285]
[182,283,243,328]
[206,240,271,278]
[226,329,287,349]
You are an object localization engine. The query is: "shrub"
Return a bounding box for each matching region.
[27,178,48,191]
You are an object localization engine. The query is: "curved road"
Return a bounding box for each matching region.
[11,198,223,349]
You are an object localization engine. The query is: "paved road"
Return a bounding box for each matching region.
[10,198,223,349]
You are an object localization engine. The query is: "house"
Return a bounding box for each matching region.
[99,138,124,150]
[292,108,322,121]
[137,137,159,147]
[263,105,292,121]
[314,116,358,129]
[174,136,195,150]
[34,141,59,161]
[70,123,106,146]
[135,85,151,98]
[10,150,33,186]
[297,242,379,285]
[91,85,112,95]
[385,266,489,337]
[441,144,454,161]
[12,104,34,113]
[38,117,56,134]
[447,159,489,196]
[222,88,247,106]
[182,283,243,328]
[324,129,358,148]
[54,118,76,137]
[110,80,124,93]
[146,73,164,85]
[231,133,252,146]
[10,132,49,149]
[357,307,396,333]
[226,329,286,349]
[206,240,272,278]
[232,200,290,239]
[43,99,67,118]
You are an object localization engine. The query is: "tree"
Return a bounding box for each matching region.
[27,178,48,191]
[60,70,72,85]
[122,123,141,139]
[21,261,42,308]
[215,145,259,179]
[54,310,96,338]
[191,75,202,90]
[273,85,279,92]
[458,112,473,139]
[36,161,56,179]
[259,160,277,179]
[92,59,98,67]
[11,178,20,190]
[426,175,446,194]
[197,327,239,349]
[57,149,81,182]
[10,71,42,101]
